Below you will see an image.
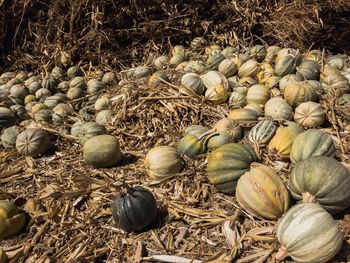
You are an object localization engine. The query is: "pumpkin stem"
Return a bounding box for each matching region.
[302,192,316,203]
[275,246,289,261]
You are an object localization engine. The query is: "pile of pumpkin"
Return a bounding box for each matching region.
[0,36,350,262]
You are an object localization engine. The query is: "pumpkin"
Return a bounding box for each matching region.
[10,84,28,100]
[289,156,350,214]
[28,81,42,94]
[304,49,323,64]
[16,128,51,157]
[294,101,325,127]
[67,66,84,79]
[51,66,65,78]
[83,135,121,168]
[228,91,246,108]
[218,58,238,78]
[264,97,293,120]
[190,37,207,50]
[232,85,248,95]
[264,46,281,64]
[102,72,117,85]
[207,53,226,69]
[53,103,73,116]
[24,76,40,87]
[95,109,113,125]
[296,60,320,80]
[246,84,270,105]
[69,76,86,90]
[275,203,343,263]
[154,55,169,70]
[169,54,186,67]
[290,129,336,163]
[112,186,157,232]
[145,146,183,180]
[34,109,53,123]
[133,66,153,79]
[177,134,206,157]
[57,81,69,92]
[95,96,111,111]
[87,79,106,94]
[184,125,209,138]
[205,44,221,56]
[0,72,16,82]
[320,69,350,94]
[279,74,303,92]
[206,132,233,151]
[207,143,258,194]
[24,94,36,105]
[172,45,186,56]
[148,71,170,88]
[238,60,259,78]
[275,48,300,77]
[78,122,107,145]
[221,46,238,58]
[200,71,229,90]
[10,104,26,118]
[238,76,256,86]
[1,126,19,148]
[44,95,64,108]
[35,88,52,100]
[70,121,86,137]
[181,73,205,95]
[183,60,207,74]
[67,87,86,100]
[0,107,15,128]
[268,122,303,159]
[212,118,241,142]
[0,200,26,240]
[236,163,289,220]
[284,81,318,107]
[41,77,58,92]
[227,108,260,123]
[248,120,277,150]
[205,84,228,105]
[328,54,348,71]
[244,104,263,116]
[249,45,267,62]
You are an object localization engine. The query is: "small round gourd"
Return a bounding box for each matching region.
[305,49,322,64]
[264,46,281,64]
[207,143,258,194]
[248,120,277,149]
[83,135,121,168]
[274,48,300,77]
[294,101,325,127]
[0,200,26,240]
[10,84,28,100]
[268,122,303,159]
[190,37,207,50]
[53,103,73,116]
[112,186,157,232]
[264,97,293,120]
[213,118,241,142]
[183,60,207,74]
[70,121,86,137]
[41,77,59,92]
[34,109,53,123]
[246,84,270,105]
[169,54,185,67]
[205,85,228,105]
[284,81,318,108]
[172,45,186,56]
[177,134,206,157]
[67,87,86,100]
[221,46,238,58]
[0,107,15,129]
[78,122,107,145]
[238,60,259,78]
[289,156,350,214]
[95,109,113,125]
[1,126,19,148]
[28,81,42,94]
[206,132,232,151]
[218,58,238,77]
[290,129,336,164]
[228,91,246,108]
[94,96,111,111]
[275,203,343,263]
[181,73,205,95]
[134,66,153,79]
[145,146,183,180]
[296,60,320,80]
[87,79,106,94]
[67,66,84,79]
[244,104,263,115]
[51,66,65,78]
[16,128,51,157]
[35,88,52,100]
[236,163,289,220]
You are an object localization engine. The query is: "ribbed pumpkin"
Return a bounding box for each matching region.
[200,71,229,90]
[83,135,121,168]
[206,132,233,151]
[184,125,209,138]
[244,104,263,116]
[10,84,28,100]
[145,146,183,180]
[264,97,293,120]
[112,186,157,232]
[294,101,325,127]
[268,122,303,159]
[228,91,246,108]
[264,46,281,64]
[290,129,336,164]
[41,77,58,92]
[212,118,241,142]
[0,200,26,240]
[207,143,258,194]
[328,54,348,70]
[246,84,270,105]
[94,96,111,111]
[16,128,51,157]
[181,73,205,95]
[87,79,106,94]
[221,46,238,58]
[249,45,267,62]
[78,122,107,145]
[154,55,169,70]
[70,121,86,137]
[304,49,323,64]
[70,76,86,90]
[228,108,260,123]
[1,126,19,148]
[279,74,303,92]
[207,53,226,69]
[183,60,207,74]
[177,134,206,157]
[275,203,343,263]
[275,48,300,77]
[133,66,153,79]
[0,107,15,128]
[67,87,86,100]
[218,58,238,77]
[95,109,113,125]
[296,60,320,80]
[67,66,83,79]
[34,109,53,123]
[190,37,207,49]
[289,156,350,214]
[284,81,318,108]
[205,84,228,104]
[170,54,186,67]
[238,60,259,78]
[236,163,289,220]
[248,120,277,150]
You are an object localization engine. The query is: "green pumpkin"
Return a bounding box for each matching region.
[228,91,246,108]
[67,87,86,100]
[184,125,209,138]
[70,121,87,137]
[134,66,153,79]
[51,66,65,78]
[289,157,350,214]
[0,200,26,240]
[206,132,233,151]
[41,77,58,92]
[1,126,19,148]
[275,48,300,77]
[249,45,267,62]
[83,135,121,168]
[207,143,258,194]
[248,120,277,150]
[227,108,260,123]
[238,60,259,78]
[264,97,293,120]
[15,128,51,157]
[181,73,205,95]
[0,107,15,129]
[218,58,238,78]
[34,109,53,123]
[207,53,226,70]
[290,129,336,164]
[275,203,343,263]
[78,122,107,145]
[70,76,87,90]
[102,72,117,85]
[28,81,42,94]
[67,66,84,79]
[95,109,113,125]
[296,60,320,80]
[177,134,206,157]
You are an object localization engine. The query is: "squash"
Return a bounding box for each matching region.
[95,109,113,125]
[244,104,263,116]
[51,66,65,78]
[154,55,169,70]
[238,60,259,78]
[170,54,186,67]
[328,54,348,71]
[204,44,221,56]
[145,146,183,180]
[264,46,281,64]
[207,143,258,194]
[67,87,86,100]
[200,71,229,90]
[41,77,59,92]
[212,118,241,142]
[248,120,277,151]
[284,81,318,108]
[264,97,293,120]
[296,60,320,80]
[83,135,121,168]
[16,128,51,157]
[289,156,350,214]
[133,66,153,79]
[218,58,238,77]
[0,107,15,128]
[112,186,157,232]
[148,71,170,88]
[268,122,303,159]
[1,126,19,148]
[94,96,111,112]
[304,49,323,64]
[206,131,233,151]
[177,134,206,157]
[0,200,26,240]
[35,88,52,100]
[34,109,53,123]
[275,50,300,77]
[236,163,289,220]
[70,121,87,137]
[290,129,336,164]
[228,91,246,108]
[265,75,280,89]
[181,73,205,95]
[69,76,86,90]
[294,101,325,127]
[207,53,226,69]
[10,84,28,100]
[221,46,238,58]
[87,79,106,94]
[227,108,260,123]
[246,84,270,105]
[184,125,209,138]
[172,45,186,56]
[183,60,207,74]
[205,84,228,104]
[279,74,302,92]
[78,122,107,145]
[53,103,73,116]
[67,66,84,79]
[275,203,343,263]
[249,45,267,62]
[28,81,42,94]
[191,37,207,50]
[102,72,117,85]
